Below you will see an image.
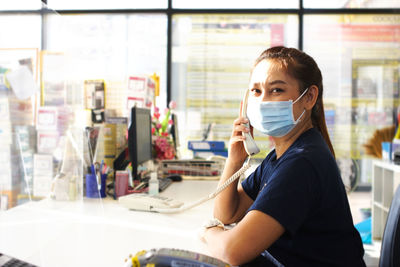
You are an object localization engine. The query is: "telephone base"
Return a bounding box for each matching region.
[124,248,231,267]
[118,193,184,211]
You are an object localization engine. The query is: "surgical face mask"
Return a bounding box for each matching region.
[247,88,308,137]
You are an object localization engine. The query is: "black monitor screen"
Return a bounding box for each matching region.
[128,107,152,180]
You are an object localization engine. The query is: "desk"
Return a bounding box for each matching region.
[0,180,219,267]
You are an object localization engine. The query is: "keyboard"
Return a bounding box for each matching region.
[0,253,37,267]
[138,177,173,192]
[158,178,173,192]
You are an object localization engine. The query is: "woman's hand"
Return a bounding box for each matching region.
[228,116,253,165]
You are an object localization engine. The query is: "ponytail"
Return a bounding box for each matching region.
[312,96,335,158]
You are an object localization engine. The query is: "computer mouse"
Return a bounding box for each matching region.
[167,174,182,182]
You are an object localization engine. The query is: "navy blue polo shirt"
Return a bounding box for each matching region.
[241,128,366,267]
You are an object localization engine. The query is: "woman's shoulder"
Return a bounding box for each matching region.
[259,128,335,172]
[278,136,337,178]
[287,128,334,161]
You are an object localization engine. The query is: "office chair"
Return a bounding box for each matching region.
[379,185,400,267]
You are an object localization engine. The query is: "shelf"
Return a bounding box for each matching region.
[373,160,400,172]
[372,160,400,240]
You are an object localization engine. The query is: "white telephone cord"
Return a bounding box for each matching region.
[151,157,252,213]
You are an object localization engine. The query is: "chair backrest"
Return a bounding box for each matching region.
[380,185,400,267]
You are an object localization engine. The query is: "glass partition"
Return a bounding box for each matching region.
[171,14,298,158]
[0,4,168,264]
[45,13,168,113]
[0,13,41,210]
[0,7,89,266]
[0,10,86,209]
[0,7,168,213]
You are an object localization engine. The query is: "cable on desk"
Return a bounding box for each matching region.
[151,157,252,213]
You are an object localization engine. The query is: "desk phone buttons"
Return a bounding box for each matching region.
[124,248,230,267]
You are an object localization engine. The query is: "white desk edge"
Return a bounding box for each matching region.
[0,180,219,267]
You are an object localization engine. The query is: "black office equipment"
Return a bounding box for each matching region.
[158,178,173,192]
[166,174,182,182]
[138,177,173,192]
[91,109,104,123]
[113,147,130,172]
[394,151,400,165]
[0,253,38,267]
[128,106,152,181]
[125,248,230,267]
[379,185,400,267]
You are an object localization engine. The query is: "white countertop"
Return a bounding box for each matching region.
[0,180,219,267]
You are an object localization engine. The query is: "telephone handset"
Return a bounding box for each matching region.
[241,90,260,156]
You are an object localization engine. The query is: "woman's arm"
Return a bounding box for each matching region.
[203,210,285,266]
[213,116,254,224]
[213,161,254,224]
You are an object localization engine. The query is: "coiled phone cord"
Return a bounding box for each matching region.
[152,157,252,213]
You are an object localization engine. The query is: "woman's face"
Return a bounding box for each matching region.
[248,59,305,120]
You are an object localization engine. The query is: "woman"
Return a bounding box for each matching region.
[200,47,366,266]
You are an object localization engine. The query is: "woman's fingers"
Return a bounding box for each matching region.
[233,125,250,135]
[233,117,250,136]
[229,117,251,161]
[233,117,249,126]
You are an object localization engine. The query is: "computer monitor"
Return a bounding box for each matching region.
[128,106,152,181]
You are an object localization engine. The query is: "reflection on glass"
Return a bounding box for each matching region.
[47,0,167,10]
[173,0,298,9]
[0,13,42,210]
[304,14,400,185]
[45,13,167,112]
[0,45,86,210]
[172,14,298,158]
[304,0,400,8]
[0,49,85,209]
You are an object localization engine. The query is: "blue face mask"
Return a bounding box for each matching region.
[247,88,308,137]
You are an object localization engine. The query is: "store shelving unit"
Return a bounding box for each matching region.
[372,160,400,240]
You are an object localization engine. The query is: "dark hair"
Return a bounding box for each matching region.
[254,46,335,158]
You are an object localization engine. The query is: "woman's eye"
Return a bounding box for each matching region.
[271,88,283,94]
[250,88,261,95]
